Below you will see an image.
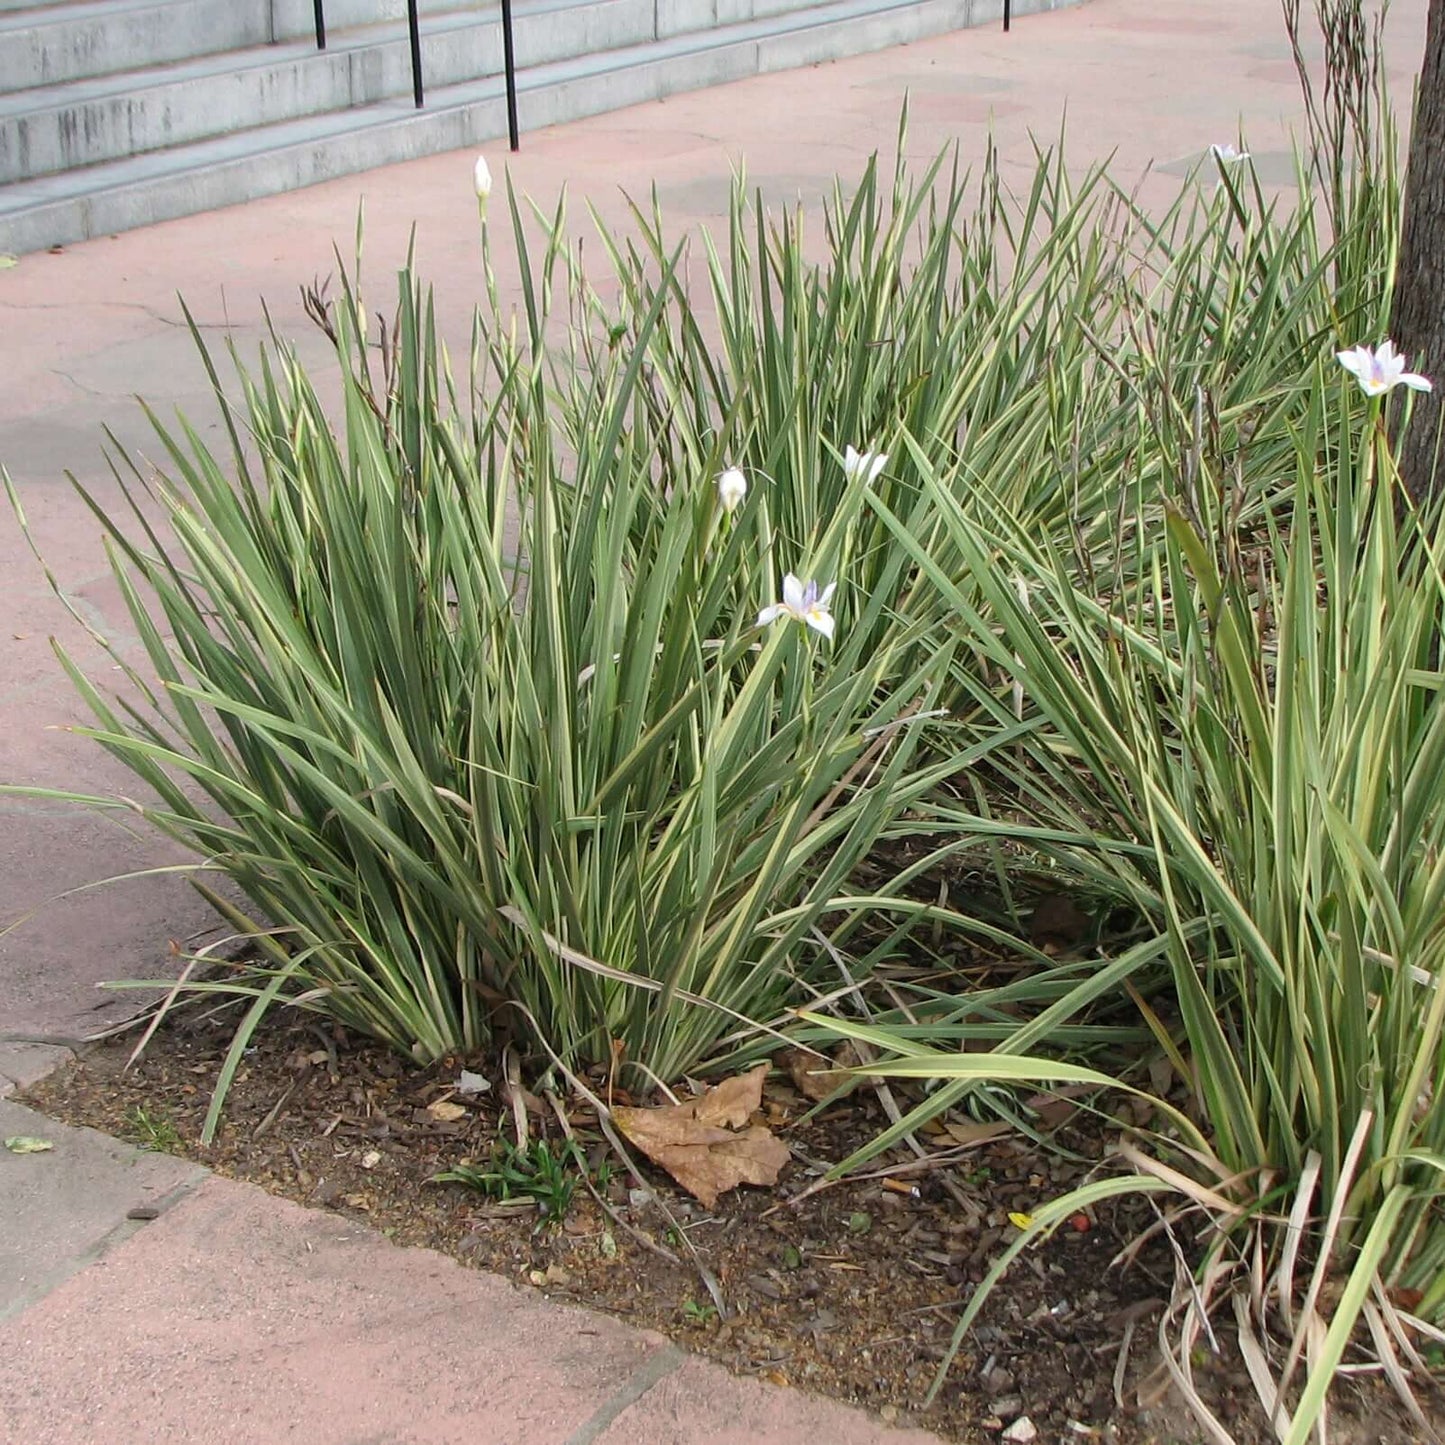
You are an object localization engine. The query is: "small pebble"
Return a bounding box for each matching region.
[125,1205,160,1222]
[1001,1417,1037,1444]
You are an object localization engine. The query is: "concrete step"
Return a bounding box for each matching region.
[0,0,658,184]
[0,0,270,93]
[0,0,491,85]
[269,0,501,42]
[0,0,1076,256]
[0,0,488,84]
[0,0,88,13]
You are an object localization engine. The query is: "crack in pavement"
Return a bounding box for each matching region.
[561,1344,689,1445]
[0,297,232,331]
[45,365,117,402]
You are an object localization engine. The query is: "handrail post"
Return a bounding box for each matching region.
[1003,0,1010,30]
[407,0,424,106]
[314,0,326,48]
[500,0,519,150]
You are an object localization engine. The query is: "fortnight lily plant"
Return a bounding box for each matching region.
[6,183,957,1134]
[834,354,1445,1441]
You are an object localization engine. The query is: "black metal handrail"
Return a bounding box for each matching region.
[298,0,1031,147]
[309,1,519,146]
[300,0,1014,152]
[407,0,424,106]
[500,0,519,150]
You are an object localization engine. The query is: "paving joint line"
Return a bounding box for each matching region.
[0,1170,207,1324]
[561,1342,688,1445]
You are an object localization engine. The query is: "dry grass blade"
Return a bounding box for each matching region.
[1113,1314,1138,1411]
[502,1047,529,1149]
[126,953,200,1069]
[1399,1310,1445,1349]
[1116,1139,1247,1222]
[1157,1286,1240,1445]
[252,1080,297,1140]
[1274,1150,1322,1335]
[1233,1292,1293,1442]
[1372,1283,1436,1377]
[1361,1299,1436,1442]
[1269,1112,1374,1428]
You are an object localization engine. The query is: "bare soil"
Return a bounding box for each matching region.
[21,1010,1421,1445]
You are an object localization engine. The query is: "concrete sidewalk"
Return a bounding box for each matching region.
[0,1097,939,1444]
[0,1,1430,1441]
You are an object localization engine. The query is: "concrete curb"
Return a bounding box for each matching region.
[0,1169,942,1443]
[0,1097,209,1322]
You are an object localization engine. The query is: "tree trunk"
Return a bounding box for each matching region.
[1391,0,1445,499]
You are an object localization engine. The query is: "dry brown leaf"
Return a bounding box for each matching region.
[1028,892,1091,953]
[1023,1084,1091,1131]
[613,1064,792,1209]
[779,1047,856,1103]
[943,1118,1012,1147]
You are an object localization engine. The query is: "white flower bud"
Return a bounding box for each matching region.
[717,466,747,513]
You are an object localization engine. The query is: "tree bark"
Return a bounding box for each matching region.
[1390,0,1445,499]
